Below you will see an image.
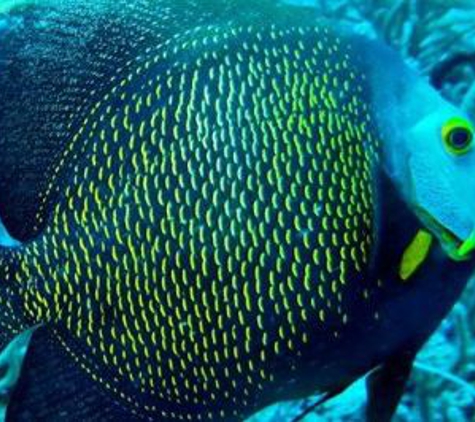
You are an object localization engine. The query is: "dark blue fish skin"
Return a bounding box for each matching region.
[0,2,473,421]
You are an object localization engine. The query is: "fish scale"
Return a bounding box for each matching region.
[2,18,385,422]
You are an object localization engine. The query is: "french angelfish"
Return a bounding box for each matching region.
[1,1,475,421]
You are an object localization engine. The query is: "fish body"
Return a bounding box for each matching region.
[0,1,474,421]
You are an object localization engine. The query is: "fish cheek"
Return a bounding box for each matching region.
[408,155,471,240]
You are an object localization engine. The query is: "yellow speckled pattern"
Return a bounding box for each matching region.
[6,23,380,420]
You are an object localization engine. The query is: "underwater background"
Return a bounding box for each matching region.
[0,0,474,421]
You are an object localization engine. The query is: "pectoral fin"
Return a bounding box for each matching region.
[365,352,416,422]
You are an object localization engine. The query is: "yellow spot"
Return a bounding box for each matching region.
[399,230,433,281]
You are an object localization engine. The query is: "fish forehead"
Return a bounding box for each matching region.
[21,23,381,419]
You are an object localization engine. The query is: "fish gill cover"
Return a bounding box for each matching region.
[0,1,474,421]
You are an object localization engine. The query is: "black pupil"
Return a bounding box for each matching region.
[450,128,472,149]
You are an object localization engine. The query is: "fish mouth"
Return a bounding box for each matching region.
[416,209,475,261]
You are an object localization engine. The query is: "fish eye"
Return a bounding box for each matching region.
[442,117,474,156]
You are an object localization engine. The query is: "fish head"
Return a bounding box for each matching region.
[395,89,475,261]
[362,38,475,261]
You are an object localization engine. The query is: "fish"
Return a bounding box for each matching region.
[0,1,475,421]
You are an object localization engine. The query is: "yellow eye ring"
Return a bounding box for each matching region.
[442,117,474,156]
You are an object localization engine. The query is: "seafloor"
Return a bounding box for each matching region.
[0,1,475,421]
